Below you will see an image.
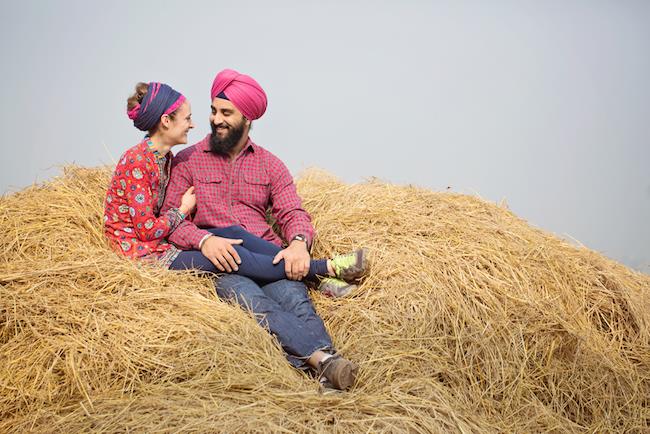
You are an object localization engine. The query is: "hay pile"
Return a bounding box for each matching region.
[1,166,648,433]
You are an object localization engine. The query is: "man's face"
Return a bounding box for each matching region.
[209,98,248,155]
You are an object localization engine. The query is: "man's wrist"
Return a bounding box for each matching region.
[291,233,311,248]
[198,233,213,250]
[289,239,309,254]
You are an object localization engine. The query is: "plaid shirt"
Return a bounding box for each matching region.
[161,134,315,250]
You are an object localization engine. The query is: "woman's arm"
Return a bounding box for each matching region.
[122,163,185,242]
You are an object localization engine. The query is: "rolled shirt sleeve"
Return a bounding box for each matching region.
[267,154,316,247]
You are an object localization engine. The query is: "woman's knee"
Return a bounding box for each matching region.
[170,251,218,273]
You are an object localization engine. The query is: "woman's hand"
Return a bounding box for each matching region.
[179,186,196,215]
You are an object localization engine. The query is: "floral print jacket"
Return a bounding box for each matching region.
[104,139,185,265]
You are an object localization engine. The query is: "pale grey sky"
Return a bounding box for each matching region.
[1,0,648,271]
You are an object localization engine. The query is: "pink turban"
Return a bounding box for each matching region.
[210,69,268,120]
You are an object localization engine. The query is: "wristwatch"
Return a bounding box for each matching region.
[291,234,307,243]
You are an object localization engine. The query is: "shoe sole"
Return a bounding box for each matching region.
[330,361,359,390]
[339,362,359,390]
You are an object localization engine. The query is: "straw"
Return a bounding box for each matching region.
[1,165,648,433]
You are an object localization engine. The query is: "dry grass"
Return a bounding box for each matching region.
[1,165,648,433]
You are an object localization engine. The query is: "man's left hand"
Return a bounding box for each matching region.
[272,240,310,280]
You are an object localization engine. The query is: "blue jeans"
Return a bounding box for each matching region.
[169,226,328,283]
[215,274,334,368]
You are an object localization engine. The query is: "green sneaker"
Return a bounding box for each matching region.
[318,277,357,298]
[330,248,369,282]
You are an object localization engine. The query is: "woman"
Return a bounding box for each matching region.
[104,82,368,297]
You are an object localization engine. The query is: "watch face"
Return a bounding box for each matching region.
[293,235,306,242]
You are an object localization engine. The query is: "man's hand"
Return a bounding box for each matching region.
[273,240,310,280]
[200,236,243,272]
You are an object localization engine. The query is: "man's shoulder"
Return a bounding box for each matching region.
[250,141,285,168]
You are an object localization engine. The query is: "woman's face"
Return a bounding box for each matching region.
[162,101,194,145]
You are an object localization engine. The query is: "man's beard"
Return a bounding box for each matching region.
[209,119,246,155]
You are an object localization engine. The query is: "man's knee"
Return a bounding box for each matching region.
[216,274,280,316]
[263,279,312,310]
[215,274,258,300]
[264,278,308,294]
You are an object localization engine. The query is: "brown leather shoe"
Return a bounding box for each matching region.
[318,354,359,390]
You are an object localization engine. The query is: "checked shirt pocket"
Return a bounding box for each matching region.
[241,172,270,208]
[196,173,223,203]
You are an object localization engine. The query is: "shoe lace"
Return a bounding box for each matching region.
[332,252,356,272]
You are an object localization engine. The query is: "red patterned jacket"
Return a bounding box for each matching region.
[104,139,185,264]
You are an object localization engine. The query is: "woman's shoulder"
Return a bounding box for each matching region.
[118,141,156,169]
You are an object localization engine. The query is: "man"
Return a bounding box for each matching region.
[161,68,358,390]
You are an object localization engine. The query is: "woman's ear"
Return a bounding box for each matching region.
[160,114,171,130]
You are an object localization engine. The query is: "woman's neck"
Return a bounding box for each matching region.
[148,133,173,155]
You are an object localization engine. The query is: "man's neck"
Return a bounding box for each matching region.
[227,134,250,160]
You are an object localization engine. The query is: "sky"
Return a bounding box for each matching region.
[1,0,648,271]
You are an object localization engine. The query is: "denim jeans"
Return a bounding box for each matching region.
[215,274,334,368]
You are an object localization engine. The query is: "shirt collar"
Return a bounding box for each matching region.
[145,138,168,161]
[241,138,256,154]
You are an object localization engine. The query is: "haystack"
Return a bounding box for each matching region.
[1,165,648,433]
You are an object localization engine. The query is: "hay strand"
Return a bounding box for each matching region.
[1,165,648,433]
